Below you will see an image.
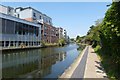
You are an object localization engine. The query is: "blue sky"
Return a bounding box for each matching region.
[1,2,110,38]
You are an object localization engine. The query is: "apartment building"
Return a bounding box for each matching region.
[63,29,67,40]
[51,26,58,43]
[58,27,63,39]
[14,7,56,43]
[42,14,53,43]
[0,4,69,48]
[0,5,41,48]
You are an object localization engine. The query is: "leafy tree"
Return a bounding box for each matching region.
[99,2,120,79]
[85,2,120,79]
[41,41,46,47]
[76,35,81,43]
[76,35,80,40]
[58,38,66,46]
[70,38,75,42]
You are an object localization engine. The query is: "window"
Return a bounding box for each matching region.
[8,8,12,14]
[6,19,15,34]
[46,19,48,23]
[44,26,47,30]
[2,18,6,34]
[49,20,51,24]
[8,8,11,12]
[15,22,19,34]
[17,14,19,18]
[39,16,41,19]
[33,13,36,17]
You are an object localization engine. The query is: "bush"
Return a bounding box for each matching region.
[58,38,66,46]
[41,41,46,47]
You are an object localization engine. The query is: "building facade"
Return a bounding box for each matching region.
[63,29,67,40]
[58,27,63,39]
[14,7,58,43]
[0,4,14,16]
[0,5,41,48]
[0,4,69,49]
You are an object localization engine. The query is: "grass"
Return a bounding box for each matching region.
[45,43,58,47]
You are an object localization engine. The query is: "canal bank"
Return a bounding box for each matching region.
[59,46,88,78]
[1,43,59,51]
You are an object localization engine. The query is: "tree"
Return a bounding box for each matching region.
[70,38,75,42]
[99,2,120,79]
[58,38,66,46]
[76,35,80,40]
[84,2,120,79]
[76,35,81,43]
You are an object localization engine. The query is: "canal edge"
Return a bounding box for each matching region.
[58,46,88,78]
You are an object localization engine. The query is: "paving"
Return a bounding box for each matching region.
[59,45,109,80]
[71,46,89,78]
[84,46,108,79]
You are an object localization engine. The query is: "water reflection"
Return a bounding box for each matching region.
[2,44,80,78]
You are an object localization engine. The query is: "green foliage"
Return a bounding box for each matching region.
[99,2,120,79]
[41,41,46,47]
[58,38,66,46]
[85,2,120,79]
[85,20,102,45]
[94,45,101,53]
[76,35,85,43]
[76,35,80,41]
[70,38,75,42]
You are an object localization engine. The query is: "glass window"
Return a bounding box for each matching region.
[33,13,36,17]
[40,16,41,19]
[18,14,19,18]
[49,20,51,23]
[2,18,6,34]
[6,19,15,34]
[15,22,19,34]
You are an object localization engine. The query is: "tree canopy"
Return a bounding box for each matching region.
[84,2,120,79]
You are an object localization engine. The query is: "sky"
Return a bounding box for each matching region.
[1,2,110,38]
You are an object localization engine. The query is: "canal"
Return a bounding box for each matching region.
[2,43,84,78]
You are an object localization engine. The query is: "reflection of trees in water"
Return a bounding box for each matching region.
[2,49,67,78]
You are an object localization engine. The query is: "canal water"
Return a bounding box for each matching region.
[2,43,84,78]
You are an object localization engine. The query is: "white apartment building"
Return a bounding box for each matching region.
[14,7,52,25]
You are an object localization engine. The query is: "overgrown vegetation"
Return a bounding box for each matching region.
[81,2,120,80]
[58,38,66,46]
[76,35,85,43]
[41,41,46,47]
[41,38,68,47]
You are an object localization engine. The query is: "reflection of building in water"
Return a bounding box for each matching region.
[2,50,67,78]
[58,52,67,62]
[39,51,67,77]
[2,50,41,78]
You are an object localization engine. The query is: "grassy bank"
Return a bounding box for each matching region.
[41,42,59,48]
[45,43,58,47]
